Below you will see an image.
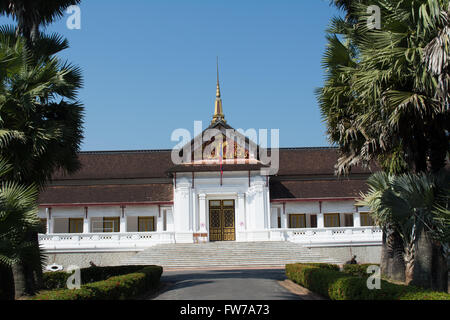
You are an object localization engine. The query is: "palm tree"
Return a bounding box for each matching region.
[320,0,449,176]
[0,27,83,297]
[0,155,43,299]
[359,171,449,290]
[0,0,81,45]
[0,26,84,188]
[320,0,449,289]
[356,172,406,281]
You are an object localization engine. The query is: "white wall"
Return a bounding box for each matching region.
[40,204,174,233]
[271,200,367,229]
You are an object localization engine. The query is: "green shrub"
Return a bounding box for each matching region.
[42,271,70,290]
[303,263,340,271]
[286,263,450,300]
[342,264,380,278]
[34,266,163,300]
[42,265,149,290]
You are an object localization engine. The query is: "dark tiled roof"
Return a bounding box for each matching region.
[50,147,374,181]
[38,183,173,205]
[275,148,375,176]
[39,147,375,205]
[270,178,368,199]
[51,150,174,180]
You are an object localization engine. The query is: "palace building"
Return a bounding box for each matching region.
[37,71,382,264]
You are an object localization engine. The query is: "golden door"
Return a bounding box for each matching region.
[209,200,235,241]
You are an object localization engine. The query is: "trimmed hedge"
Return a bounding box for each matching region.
[303,263,340,271]
[42,265,148,290]
[286,263,450,300]
[342,264,380,278]
[34,266,162,300]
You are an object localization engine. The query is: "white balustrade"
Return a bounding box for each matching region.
[38,231,176,251]
[39,226,382,251]
[274,226,382,245]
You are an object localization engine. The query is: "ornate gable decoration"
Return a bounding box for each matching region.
[185,121,259,165]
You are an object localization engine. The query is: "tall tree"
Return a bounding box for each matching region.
[320,0,449,175]
[0,0,81,45]
[0,2,83,296]
[359,171,449,290]
[0,26,84,188]
[320,0,449,288]
[0,155,43,299]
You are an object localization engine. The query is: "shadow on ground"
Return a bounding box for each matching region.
[151,268,301,300]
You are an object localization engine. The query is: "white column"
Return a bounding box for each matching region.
[198,194,207,233]
[282,204,288,228]
[265,186,271,229]
[173,183,191,232]
[46,207,52,234]
[317,201,324,228]
[353,212,361,227]
[156,206,164,231]
[317,214,324,228]
[253,183,266,230]
[192,190,197,232]
[120,206,127,233]
[237,193,246,231]
[83,207,90,233]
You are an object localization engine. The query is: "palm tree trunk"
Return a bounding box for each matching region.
[409,230,433,289]
[0,265,15,300]
[381,226,405,282]
[380,228,391,277]
[431,241,448,292]
[11,263,26,299]
[390,229,406,282]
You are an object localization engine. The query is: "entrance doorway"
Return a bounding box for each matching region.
[209,200,235,241]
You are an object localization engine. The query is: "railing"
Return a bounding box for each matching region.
[39,227,383,251]
[38,231,176,251]
[269,226,382,245]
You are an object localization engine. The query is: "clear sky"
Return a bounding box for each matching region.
[1,0,342,151]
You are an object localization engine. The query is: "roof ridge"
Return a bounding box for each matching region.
[278,146,336,150]
[79,149,173,155]
[79,146,337,155]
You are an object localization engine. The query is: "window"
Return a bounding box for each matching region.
[223,200,234,207]
[103,217,119,232]
[69,218,83,233]
[40,219,47,233]
[344,214,354,227]
[138,217,155,232]
[210,200,221,207]
[310,215,317,228]
[324,213,340,227]
[289,214,306,228]
[360,212,374,226]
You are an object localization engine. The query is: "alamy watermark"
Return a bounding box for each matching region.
[66,5,81,30]
[367,5,381,30]
[366,265,381,290]
[171,121,280,175]
[66,265,81,290]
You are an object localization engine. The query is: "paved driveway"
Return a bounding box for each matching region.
[151,268,301,300]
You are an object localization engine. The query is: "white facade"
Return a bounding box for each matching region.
[37,79,382,252]
[38,169,381,252]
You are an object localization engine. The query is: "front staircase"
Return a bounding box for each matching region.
[123,241,343,269]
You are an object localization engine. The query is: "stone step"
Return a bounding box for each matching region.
[123,241,343,268]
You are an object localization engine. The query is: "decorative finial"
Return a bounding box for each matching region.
[212,57,226,124]
[216,57,221,98]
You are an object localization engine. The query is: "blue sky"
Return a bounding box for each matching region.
[1,0,341,151]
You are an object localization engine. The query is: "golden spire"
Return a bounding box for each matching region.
[211,57,226,124]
